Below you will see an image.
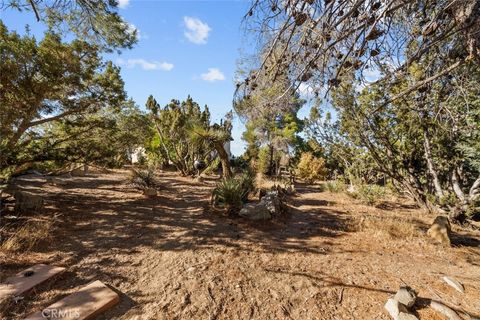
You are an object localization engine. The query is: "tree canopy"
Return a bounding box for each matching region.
[0,21,132,175]
[1,0,137,50]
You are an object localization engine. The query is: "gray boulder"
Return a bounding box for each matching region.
[239,203,272,220]
[394,286,417,308]
[239,189,284,220]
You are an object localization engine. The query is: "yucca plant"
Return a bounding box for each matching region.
[237,171,255,202]
[211,172,255,214]
[189,123,232,178]
[129,168,157,189]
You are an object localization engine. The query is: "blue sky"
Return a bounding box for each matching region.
[1,0,316,155]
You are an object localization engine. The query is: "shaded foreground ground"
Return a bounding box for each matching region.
[1,170,480,319]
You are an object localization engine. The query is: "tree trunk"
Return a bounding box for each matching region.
[213,141,232,178]
[423,129,444,198]
[268,144,274,176]
[452,168,466,202]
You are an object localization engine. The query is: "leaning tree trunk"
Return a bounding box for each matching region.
[213,141,232,178]
[423,130,444,199]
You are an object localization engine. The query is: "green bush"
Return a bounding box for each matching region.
[211,172,254,213]
[350,184,386,206]
[203,157,220,175]
[324,180,347,193]
[257,146,271,175]
[295,152,327,184]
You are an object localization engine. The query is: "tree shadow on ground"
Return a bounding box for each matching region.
[6,171,479,319]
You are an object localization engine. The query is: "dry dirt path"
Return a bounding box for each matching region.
[2,170,480,319]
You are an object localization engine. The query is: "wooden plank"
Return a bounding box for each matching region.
[25,280,120,320]
[0,264,65,301]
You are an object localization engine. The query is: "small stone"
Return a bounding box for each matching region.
[430,300,462,320]
[385,298,418,320]
[442,276,465,293]
[394,286,417,308]
[427,215,451,246]
[385,298,408,319]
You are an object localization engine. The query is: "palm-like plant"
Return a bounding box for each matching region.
[189,123,232,178]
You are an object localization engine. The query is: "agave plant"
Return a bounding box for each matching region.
[129,168,157,189]
[211,172,255,214]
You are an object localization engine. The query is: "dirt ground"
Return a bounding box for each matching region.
[1,170,480,320]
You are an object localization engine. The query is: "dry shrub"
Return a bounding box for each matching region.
[295,152,327,184]
[356,215,417,240]
[1,218,54,252]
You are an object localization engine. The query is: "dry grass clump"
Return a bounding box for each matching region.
[0,217,54,252]
[355,215,418,240]
[255,173,291,190]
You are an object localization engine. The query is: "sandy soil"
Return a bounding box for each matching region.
[1,170,480,319]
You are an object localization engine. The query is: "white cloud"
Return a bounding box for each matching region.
[117,0,130,9]
[200,68,225,82]
[117,58,174,71]
[183,16,211,44]
[126,23,148,40]
[298,83,314,96]
[363,68,382,82]
[297,83,326,98]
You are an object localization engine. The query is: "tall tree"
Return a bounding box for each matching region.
[146,95,212,176]
[331,61,480,221]
[235,58,304,175]
[0,22,127,175]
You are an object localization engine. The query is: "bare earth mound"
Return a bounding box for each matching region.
[1,170,479,319]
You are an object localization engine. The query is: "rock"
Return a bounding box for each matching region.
[394,286,417,308]
[442,276,465,293]
[239,203,272,220]
[430,300,461,320]
[427,215,451,246]
[14,190,44,213]
[240,189,284,220]
[143,188,157,197]
[385,298,407,320]
[264,190,285,214]
[385,298,419,320]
